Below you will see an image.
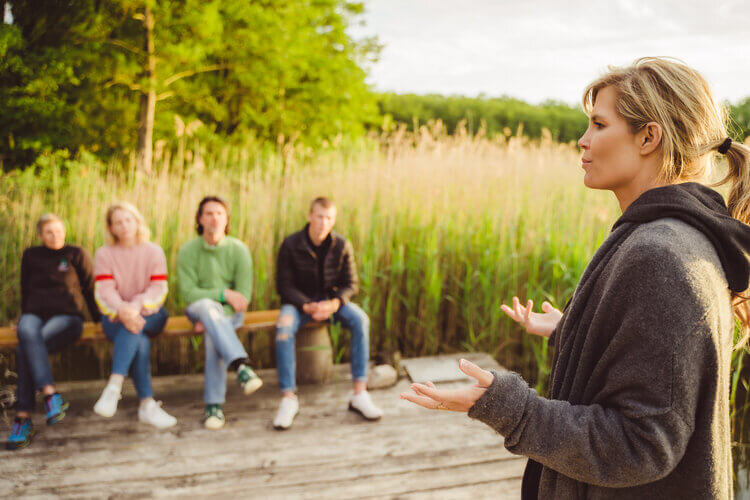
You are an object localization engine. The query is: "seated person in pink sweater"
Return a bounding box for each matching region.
[92,202,176,429]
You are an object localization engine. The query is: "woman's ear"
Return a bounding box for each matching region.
[638,122,663,156]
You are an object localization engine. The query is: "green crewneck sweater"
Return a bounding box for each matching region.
[177,236,253,316]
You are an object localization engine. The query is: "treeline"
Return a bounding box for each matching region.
[2,1,750,172]
[0,0,379,171]
[377,93,750,144]
[377,93,589,143]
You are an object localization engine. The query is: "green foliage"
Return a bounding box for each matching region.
[377,93,590,143]
[378,93,750,145]
[0,0,379,170]
[730,98,750,140]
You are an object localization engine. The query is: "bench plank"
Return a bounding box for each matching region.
[0,310,282,348]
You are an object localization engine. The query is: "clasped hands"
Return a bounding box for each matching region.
[400,297,562,412]
[117,305,146,334]
[302,298,341,322]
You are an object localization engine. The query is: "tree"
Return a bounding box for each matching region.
[0,0,380,171]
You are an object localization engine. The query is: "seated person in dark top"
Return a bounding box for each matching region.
[6,214,101,450]
[273,197,382,430]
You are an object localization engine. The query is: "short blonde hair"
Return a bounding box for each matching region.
[105,202,151,244]
[309,196,335,213]
[36,213,64,235]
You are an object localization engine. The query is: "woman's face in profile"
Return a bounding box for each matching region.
[39,220,66,250]
[578,86,643,192]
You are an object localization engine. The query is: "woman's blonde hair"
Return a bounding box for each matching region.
[105,202,151,245]
[583,57,750,345]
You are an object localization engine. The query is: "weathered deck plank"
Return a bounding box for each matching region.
[0,354,523,499]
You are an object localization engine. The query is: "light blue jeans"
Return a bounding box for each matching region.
[185,299,247,405]
[101,307,168,399]
[275,302,370,393]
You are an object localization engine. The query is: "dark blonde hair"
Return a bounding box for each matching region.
[584,57,750,345]
[36,213,63,235]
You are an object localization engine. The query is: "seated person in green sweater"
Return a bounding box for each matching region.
[177,196,262,430]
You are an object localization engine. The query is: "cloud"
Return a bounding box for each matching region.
[351,0,750,103]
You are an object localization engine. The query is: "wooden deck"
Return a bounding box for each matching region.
[0,354,524,499]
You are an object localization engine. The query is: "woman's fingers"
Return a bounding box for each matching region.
[524,299,533,322]
[542,301,553,312]
[500,304,517,320]
[400,391,440,409]
[458,358,494,387]
[513,297,525,320]
[425,381,437,389]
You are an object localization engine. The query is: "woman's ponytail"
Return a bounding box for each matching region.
[716,138,750,348]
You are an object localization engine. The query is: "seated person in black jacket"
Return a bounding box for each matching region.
[273,197,382,430]
[7,214,101,450]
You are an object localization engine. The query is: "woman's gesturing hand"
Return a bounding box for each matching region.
[400,359,494,412]
[500,296,562,338]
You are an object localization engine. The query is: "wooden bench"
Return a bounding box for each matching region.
[0,310,334,384]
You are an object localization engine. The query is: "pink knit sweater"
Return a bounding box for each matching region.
[93,242,168,319]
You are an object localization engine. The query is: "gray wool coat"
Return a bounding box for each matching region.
[469,218,735,499]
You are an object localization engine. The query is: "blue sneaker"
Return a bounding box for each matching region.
[6,418,33,450]
[44,393,69,425]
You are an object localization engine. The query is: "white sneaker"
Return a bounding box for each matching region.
[138,399,177,429]
[273,396,299,430]
[348,391,383,421]
[93,384,121,418]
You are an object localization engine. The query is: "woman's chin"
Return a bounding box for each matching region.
[583,173,608,191]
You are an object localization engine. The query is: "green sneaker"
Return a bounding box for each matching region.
[203,404,225,430]
[237,364,263,395]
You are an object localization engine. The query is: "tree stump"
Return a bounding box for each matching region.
[296,323,333,385]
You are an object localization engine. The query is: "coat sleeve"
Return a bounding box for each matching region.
[276,239,312,308]
[468,245,713,488]
[74,248,102,322]
[334,239,359,304]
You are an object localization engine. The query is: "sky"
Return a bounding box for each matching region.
[349,0,750,105]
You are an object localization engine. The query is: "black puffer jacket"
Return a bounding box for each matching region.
[276,225,359,308]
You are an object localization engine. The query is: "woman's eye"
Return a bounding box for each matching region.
[594,122,604,128]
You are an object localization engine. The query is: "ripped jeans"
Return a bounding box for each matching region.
[185,299,247,405]
[275,302,370,393]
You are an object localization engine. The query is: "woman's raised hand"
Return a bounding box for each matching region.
[500,297,562,338]
[400,358,494,412]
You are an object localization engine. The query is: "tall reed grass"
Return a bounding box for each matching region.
[0,122,746,398]
[1,122,747,489]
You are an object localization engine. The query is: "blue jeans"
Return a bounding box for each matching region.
[184,299,247,405]
[275,302,370,393]
[15,314,83,412]
[101,308,168,399]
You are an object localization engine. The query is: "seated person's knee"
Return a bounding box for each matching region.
[194,297,221,310]
[276,314,295,342]
[16,324,36,343]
